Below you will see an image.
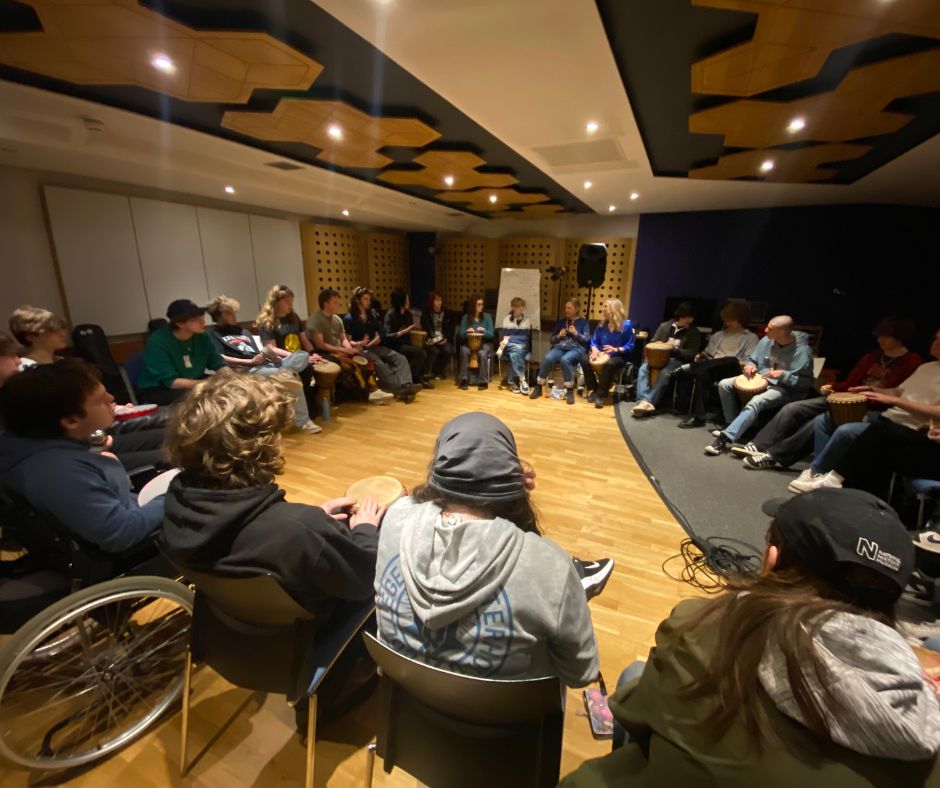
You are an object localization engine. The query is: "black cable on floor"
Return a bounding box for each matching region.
[662,537,762,594]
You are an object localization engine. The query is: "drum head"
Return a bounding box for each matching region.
[827,392,867,405]
[346,475,405,509]
[313,361,340,375]
[734,373,766,392]
[645,341,673,351]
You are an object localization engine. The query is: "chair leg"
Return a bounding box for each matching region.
[179,648,193,777]
[364,741,377,787]
[304,694,317,788]
[918,495,927,530]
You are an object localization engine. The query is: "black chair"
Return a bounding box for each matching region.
[71,323,135,403]
[177,569,374,788]
[363,632,564,788]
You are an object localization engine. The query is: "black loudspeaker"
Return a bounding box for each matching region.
[577,244,607,287]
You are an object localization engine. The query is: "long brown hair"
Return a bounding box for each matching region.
[465,293,484,321]
[681,521,898,750]
[256,284,298,333]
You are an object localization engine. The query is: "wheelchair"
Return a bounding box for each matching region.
[0,489,193,771]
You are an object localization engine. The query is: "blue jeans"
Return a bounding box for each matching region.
[718,379,800,442]
[810,411,880,473]
[636,358,682,406]
[505,343,529,383]
[537,346,585,385]
[250,351,310,426]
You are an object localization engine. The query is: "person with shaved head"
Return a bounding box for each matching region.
[706,315,814,456]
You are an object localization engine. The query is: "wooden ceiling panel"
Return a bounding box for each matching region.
[222,98,441,170]
[689,143,870,182]
[437,187,550,212]
[489,203,566,219]
[378,150,518,191]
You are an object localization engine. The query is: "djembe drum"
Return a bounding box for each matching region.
[827,392,868,426]
[467,333,483,370]
[644,341,673,386]
[313,361,341,420]
[409,329,428,348]
[346,475,406,513]
[590,352,610,381]
[733,373,768,408]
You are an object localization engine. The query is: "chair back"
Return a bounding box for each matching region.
[185,568,314,627]
[122,350,145,392]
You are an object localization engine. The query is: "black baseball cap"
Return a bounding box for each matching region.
[762,488,914,596]
[166,299,205,321]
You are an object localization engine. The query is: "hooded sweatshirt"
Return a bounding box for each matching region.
[560,598,940,787]
[375,496,599,687]
[158,476,378,614]
[0,434,163,553]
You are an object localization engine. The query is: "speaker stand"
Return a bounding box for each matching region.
[586,282,595,324]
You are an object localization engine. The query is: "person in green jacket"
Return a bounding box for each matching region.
[137,299,224,405]
[561,488,940,788]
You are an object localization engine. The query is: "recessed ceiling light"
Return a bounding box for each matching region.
[150,54,177,75]
[327,124,343,140]
[608,205,616,212]
[586,120,599,134]
[629,191,639,200]
[342,209,350,217]
[443,175,455,187]
[584,180,593,190]
[787,117,806,133]
[224,185,236,194]
[489,194,498,204]
[760,159,775,173]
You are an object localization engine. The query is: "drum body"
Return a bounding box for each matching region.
[313,361,341,391]
[467,334,483,370]
[409,329,428,348]
[644,341,673,386]
[346,476,405,512]
[827,392,868,426]
[733,374,768,408]
[590,352,610,379]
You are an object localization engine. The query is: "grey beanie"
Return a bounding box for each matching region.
[428,412,525,502]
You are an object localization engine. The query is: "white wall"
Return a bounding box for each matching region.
[0,167,63,321]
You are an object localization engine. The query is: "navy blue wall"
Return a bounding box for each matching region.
[629,205,940,371]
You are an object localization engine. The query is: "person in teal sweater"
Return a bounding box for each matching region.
[458,294,495,390]
[137,299,224,405]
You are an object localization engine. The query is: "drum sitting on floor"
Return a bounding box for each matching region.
[827,392,868,426]
[590,352,610,380]
[313,361,341,418]
[644,341,673,386]
[733,374,768,407]
[409,329,428,348]
[346,475,406,513]
[467,334,483,370]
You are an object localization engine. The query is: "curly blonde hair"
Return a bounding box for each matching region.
[256,284,297,333]
[166,368,295,489]
[206,294,241,323]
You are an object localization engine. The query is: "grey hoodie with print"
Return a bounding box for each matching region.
[374,497,599,687]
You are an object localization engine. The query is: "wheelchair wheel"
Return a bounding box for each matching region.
[0,575,193,770]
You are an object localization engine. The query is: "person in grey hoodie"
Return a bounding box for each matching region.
[375,412,600,686]
[706,314,814,456]
[560,488,940,787]
[0,359,164,553]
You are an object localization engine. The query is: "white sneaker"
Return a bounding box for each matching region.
[300,420,322,434]
[789,470,842,494]
[519,380,530,395]
[368,389,393,404]
[787,468,819,492]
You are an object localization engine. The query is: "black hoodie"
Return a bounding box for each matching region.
[158,477,378,615]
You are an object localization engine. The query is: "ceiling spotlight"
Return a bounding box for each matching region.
[585,120,599,134]
[342,209,350,217]
[608,205,616,212]
[584,180,593,190]
[224,185,236,194]
[443,175,455,187]
[489,194,498,204]
[760,159,775,173]
[327,124,343,140]
[629,191,639,200]
[150,54,177,75]
[787,116,806,133]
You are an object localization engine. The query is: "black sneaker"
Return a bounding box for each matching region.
[730,442,761,457]
[566,388,575,405]
[678,416,704,429]
[705,434,730,456]
[595,398,604,409]
[528,384,543,399]
[743,452,780,470]
[587,391,597,403]
[421,378,435,389]
[573,557,614,600]
[478,382,488,391]
[459,379,469,390]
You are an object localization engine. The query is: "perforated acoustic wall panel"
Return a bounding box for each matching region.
[366,232,409,310]
[300,223,366,316]
[495,238,564,321]
[563,238,636,321]
[435,237,493,313]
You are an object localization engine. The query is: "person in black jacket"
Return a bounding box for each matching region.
[385,289,433,387]
[157,368,384,617]
[421,291,455,379]
[632,302,702,417]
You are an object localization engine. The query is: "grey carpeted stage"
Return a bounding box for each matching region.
[614,401,810,562]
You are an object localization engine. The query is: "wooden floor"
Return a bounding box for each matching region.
[6,381,701,787]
